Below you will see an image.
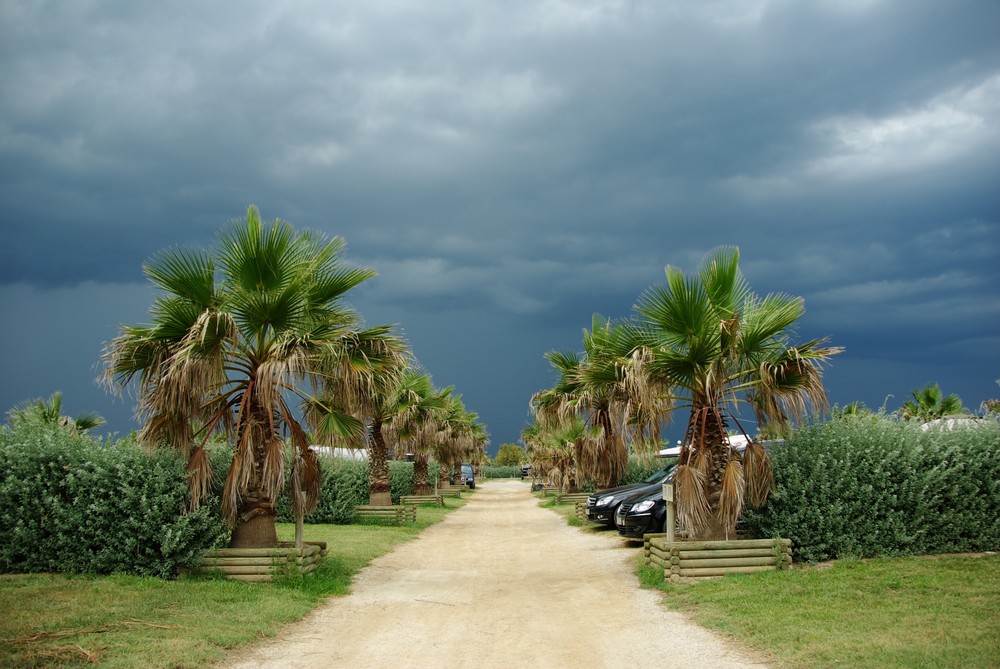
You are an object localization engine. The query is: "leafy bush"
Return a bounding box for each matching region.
[742,416,1000,561]
[615,456,670,487]
[0,423,225,578]
[482,465,521,479]
[274,458,440,523]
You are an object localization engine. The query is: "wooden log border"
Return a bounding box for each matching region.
[401,494,445,507]
[355,504,418,524]
[195,541,329,583]
[643,536,793,583]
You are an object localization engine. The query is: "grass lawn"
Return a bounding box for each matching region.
[540,492,1000,668]
[0,497,465,669]
[641,553,1000,669]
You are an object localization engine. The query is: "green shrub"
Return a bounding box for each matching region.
[616,456,671,486]
[274,458,440,523]
[742,416,1000,561]
[482,465,520,479]
[0,423,225,578]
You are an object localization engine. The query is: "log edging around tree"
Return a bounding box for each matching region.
[644,536,793,583]
[401,494,445,507]
[194,541,328,583]
[355,504,418,524]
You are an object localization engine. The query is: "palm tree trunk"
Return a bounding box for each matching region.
[437,459,451,490]
[229,493,278,548]
[688,405,731,541]
[413,454,432,495]
[369,419,392,506]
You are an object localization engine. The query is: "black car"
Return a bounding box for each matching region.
[460,463,476,489]
[614,485,667,539]
[585,464,675,526]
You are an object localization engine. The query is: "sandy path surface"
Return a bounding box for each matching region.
[219,480,769,669]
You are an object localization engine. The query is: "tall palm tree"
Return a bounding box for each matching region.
[433,395,487,489]
[103,205,382,548]
[309,327,410,506]
[629,246,842,540]
[7,391,106,435]
[900,383,964,422]
[382,367,451,497]
[532,315,667,488]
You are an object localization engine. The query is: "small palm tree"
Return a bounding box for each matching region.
[900,383,964,422]
[103,206,383,548]
[7,391,105,435]
[629,246,842,540]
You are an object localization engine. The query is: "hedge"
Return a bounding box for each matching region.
[742,416,1000,562]
[0,423,225,578]
[274,458,440,524]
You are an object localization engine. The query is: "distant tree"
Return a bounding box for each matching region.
[899,383,964,422]
[494,443,524,467]
[7,391,105,435]
[980,379,1000,416]
[831,401,873,419]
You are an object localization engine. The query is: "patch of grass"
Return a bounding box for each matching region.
[0,496,466,669]
[652,553,1000,669]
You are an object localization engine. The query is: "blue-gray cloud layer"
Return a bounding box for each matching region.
[2,0,998,446]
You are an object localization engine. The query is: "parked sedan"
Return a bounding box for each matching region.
[585,464,675,526]
[614,486,667,539]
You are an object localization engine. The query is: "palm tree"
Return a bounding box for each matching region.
[309,327,410,506]
[532,315,668,488]
[382,367,451,497]
[7,391,106,435]
[900,383,964,422]
[629,246,842,540]
[432,395,487,489]
[102,205,383,548]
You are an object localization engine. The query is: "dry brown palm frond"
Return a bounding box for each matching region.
[223,414,258,523]
[718,458,745,539]
[186,446,212,509]
[261,433,285,501]
[691,444,712,477]
[741,441,774,507]
[674,464,710,536]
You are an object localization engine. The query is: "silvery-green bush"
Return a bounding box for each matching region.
[482,465,520,478]
[742,416,1000,561]
[0,423,225,577]
[274,458,440,523]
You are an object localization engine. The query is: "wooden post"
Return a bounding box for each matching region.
[663,481,675,542]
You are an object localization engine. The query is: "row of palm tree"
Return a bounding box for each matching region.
[526,246,842,540]
[102,206,487,549]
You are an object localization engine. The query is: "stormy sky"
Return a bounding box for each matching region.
[2,0,998,452]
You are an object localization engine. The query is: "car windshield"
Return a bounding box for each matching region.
[641,464,675,484]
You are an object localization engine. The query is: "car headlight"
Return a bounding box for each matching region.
[595,496,615,507]
[631,500,655,513]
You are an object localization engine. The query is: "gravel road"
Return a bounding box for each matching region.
[218,479,769,669]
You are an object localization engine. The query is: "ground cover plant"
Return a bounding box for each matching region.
[640,553,1000,669]
[0,501,462,669]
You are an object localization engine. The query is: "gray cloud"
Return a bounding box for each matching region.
[2,0,999,446]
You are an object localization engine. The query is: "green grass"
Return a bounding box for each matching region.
[0,497,465,669]
[647,553,1000,669]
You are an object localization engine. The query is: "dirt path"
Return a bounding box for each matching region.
[219,480,769,669]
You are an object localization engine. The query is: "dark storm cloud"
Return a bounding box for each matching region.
[2,0,998,446]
